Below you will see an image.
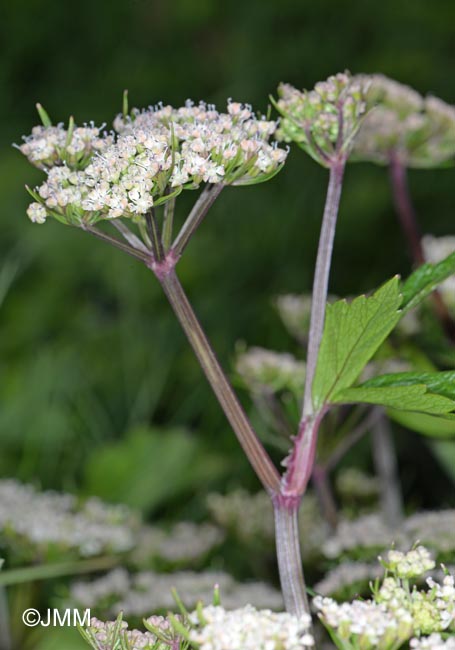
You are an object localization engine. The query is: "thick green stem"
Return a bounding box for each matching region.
[302,161,345,417]
[273,499,310,616]
[157,268,281,494]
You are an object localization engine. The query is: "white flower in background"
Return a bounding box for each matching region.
[353,75,455,167]
[275,293,313,341]
[321,513,405,559]
[235,346,306,396]
[0,479,136,557]
[134,521,224,566]
[189,605,314,650]
[314,561,382,598]
[70,568,283,615]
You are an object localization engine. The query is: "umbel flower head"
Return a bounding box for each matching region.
[18,98,287,228]
[274,72,369,167]
[189,604,314,650]
[352,74,455,167]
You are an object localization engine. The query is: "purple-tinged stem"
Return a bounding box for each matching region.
[82,224,150,264]
[273,496,309,616]
[281,160,345,498]
[281,412,326,498]
[302,160,346,418]
[389,155,424,265]
[155,265,281,495]
[112,220,150,254]
[389,155,455,341]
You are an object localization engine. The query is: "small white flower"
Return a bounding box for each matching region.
[26,202,47,224]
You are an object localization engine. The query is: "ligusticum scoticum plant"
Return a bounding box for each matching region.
[17,71,455,634]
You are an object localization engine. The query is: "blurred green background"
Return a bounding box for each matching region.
[0,0,454,513]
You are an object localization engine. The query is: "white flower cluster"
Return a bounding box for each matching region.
[377,572,455,635]
[321,510,455,560]
[314,595,413,650]
[0,479,136,558]
[189,605,314,650]
[353,75,455,167]
[18,123,112,170]
[404,510,455,555]
[70,568,283,615]
[235,346,306,396]
[276,72,368,165]
[21,99,287,226]
[411,634,455,650]
[422,235,455,309]
[427,574,455,631]
[381,546,436,579]
[115,99,287,185]
[322,513,405,559]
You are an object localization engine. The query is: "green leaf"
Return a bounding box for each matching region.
[430,439,455,478]
[332,384,455,415]
[361,370,455,400]
[389,410,455,437]
[401,252,455,313]
[312,277,402,410]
